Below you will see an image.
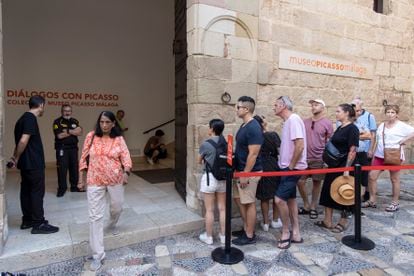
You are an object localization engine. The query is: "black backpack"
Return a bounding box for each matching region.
[204,135,228,184]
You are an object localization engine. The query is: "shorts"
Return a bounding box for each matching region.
[299,160,325,181]
[275,168,301,201]
[372,156,400,172]
[233,175,261,204]
[200,173,226,193]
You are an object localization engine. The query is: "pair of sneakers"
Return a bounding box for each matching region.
[260,219,282,232]
[199,232,225,245]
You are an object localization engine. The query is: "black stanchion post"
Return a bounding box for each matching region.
[342,164,375,250]
[212,135,244,264]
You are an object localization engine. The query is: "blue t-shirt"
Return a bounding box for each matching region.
[235,119,264,172]
[354,110,377,152]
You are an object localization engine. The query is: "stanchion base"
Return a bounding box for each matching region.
[342,235,375,251]
[211,247,244,264]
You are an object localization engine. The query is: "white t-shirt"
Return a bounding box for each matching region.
[375,121,414,160]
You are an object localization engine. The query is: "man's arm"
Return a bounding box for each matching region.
[69,126,82,136]
[239,144,261,188]
[11,134,30,165]
[289,138,304,170]
[367,130,376,158]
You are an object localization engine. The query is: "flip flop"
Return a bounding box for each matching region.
[277,238,291,249]
[291,238,304,244]
[314,220,332,229]
[298,207,310,215]
[309,209,318,219]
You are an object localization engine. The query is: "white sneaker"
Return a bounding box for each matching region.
[270,219,282,228]
[219,233,225,244]
[260,222,269,232]
[90,259,103,271]
[199,232,213,245]
[147,158,154,165]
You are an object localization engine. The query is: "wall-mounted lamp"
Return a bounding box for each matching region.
[221,92,231,104]
[382,99,388,106]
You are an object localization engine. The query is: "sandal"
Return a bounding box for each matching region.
[361,201,377,208]
[314,221,332,229]
[309,209,318,219]
[298,207,310,215]
[277,238,291,249]
[331,223,347,233]
[385,201,399,212]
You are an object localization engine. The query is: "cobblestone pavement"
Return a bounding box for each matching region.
[16,176,414,275]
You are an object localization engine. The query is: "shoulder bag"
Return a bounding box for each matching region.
[382,125,401,165]
[323,140,348,167]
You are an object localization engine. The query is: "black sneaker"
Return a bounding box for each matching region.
[31,222,59,234]
[20,221,35,229]
[232,233,256,246]
[57,190,66,197]
[231,229,245,237]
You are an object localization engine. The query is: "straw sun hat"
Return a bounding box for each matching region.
[330,176,355,206]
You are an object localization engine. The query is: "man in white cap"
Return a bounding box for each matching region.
[297,99,333,219]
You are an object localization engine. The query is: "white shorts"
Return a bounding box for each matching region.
[200,173,226,193]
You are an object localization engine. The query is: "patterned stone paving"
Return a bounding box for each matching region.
[12,178,414,275]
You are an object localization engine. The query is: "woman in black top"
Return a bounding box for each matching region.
[316,104,359,233]
[253,115,282,231]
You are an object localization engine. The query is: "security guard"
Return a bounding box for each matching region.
[53,104,83,197]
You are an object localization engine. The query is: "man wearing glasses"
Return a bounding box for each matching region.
[297,99,333,219]
[232,96,263,245]
[273,96,307,249]
[53,104,83,197]
[351,97,377,202]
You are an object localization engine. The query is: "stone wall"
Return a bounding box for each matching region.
[0,0,6,255]
[186,0,414,211]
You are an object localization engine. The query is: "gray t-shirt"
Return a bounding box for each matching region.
[199,136,220,171]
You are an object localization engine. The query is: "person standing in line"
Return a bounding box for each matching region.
[232,96,263,245]
[78,111,132,271]
[273,96,307,249]
[116,110,128,133]
[53,104,83,197]
[297,99,333,219]
[362,105,414,212]
[253,115,282,231]
[198,119,227,245]
[316,104,359,233]
[8,95,59,234]
[351,97,377,202]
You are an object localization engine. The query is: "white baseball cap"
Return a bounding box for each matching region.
[309,99,326,107]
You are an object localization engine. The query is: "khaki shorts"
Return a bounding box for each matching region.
[233,175,261,204]
[299,160,325,182]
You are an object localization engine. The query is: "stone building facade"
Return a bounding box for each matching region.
[1,0,414,253]
[185,0,414,211]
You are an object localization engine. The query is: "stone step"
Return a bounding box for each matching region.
[0,207,203,271]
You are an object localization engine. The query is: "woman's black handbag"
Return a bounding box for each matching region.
[323,141,347,167]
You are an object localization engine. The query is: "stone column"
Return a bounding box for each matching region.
[0,0,6,255]
[186,0,259,211]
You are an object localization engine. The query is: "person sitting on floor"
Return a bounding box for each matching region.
[144,129,167,165]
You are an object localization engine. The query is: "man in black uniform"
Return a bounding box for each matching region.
[8,95,59,234]
[53,104,83,197]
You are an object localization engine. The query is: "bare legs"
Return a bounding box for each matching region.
[298,178,322,211]
[203,192,226,237]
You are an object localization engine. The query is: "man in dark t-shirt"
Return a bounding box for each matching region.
[144,129,167,164]
[9,95,59,234]
[232,96,263,246]
[53,104,83,196]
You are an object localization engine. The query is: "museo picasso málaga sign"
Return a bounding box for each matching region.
[279,48,373,79]
[6,89,119,107]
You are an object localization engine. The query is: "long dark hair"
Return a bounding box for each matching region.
[94,111,122,138]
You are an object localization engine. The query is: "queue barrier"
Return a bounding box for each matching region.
[213,158,414,264]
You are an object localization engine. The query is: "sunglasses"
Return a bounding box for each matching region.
[236,105,247,110]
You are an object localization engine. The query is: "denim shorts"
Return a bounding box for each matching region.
[275,168,301,201]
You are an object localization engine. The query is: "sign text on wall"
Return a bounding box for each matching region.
[6,89,119,107]
[279,48,373,79]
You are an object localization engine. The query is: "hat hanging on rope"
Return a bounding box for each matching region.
[330,175,355,206]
